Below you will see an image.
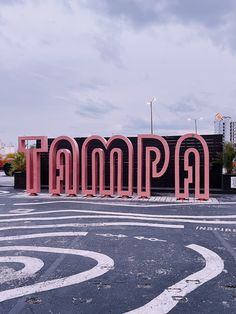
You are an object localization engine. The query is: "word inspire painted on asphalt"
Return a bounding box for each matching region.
[196,226,236,233]
[18,134,209,199]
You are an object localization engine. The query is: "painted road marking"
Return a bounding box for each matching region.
[0,256,44,284]
[0,201,232,312]
[0,222,184,232]
[0,232,88,242]
[217,201,236,205]
[0,214,187,223]
[96,233,167,242]
[0,191,10,194]
[9,208,35,214]
[125,244,224,314]
[134,236,166,242]
[0,214,234,225]
[12,200,218,208]
[3,208,236,220]
[96,233,128,238]
[196,226,236,233]
[0,246,114,303]
[0,229,167,244]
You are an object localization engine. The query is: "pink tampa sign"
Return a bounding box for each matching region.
[18,133,210,200]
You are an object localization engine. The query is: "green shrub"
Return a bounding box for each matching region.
[10,152,26,175]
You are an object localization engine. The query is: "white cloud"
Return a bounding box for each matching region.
[0,0,236,146]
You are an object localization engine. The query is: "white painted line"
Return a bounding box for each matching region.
[9,208,35,214]
[0,204,5,206]
[218,201,236,205]
[0,222,184,232]
[0,190,10,194]
[125,244,224,314]
[96,233,128,238]
[0,232,88,242]
[134,236,166,242]
[0,214,234,225]
[12,200,216,208]
[2,208,236,220]
[0,246,114,303]
[0,256,44,284]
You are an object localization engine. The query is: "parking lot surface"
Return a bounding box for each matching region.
[0,182,235,313]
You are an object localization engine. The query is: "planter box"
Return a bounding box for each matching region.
[222,174,236,193]
[14,172,26,189]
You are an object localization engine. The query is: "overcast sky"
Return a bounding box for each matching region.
[1,0,236,146]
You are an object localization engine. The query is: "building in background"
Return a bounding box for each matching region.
[230,121,236,145]
[214,114,236,145]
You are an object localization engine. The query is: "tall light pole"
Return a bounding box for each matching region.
[147,97,156,134]
[187,117,203,133]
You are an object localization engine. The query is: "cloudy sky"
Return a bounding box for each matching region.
[1,0,236,146]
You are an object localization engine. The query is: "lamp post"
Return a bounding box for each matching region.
[187,117,203,133]
[147,97,156,134]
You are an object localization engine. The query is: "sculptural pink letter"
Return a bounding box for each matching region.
[49,136,79,196]
[18,133,211,200]
[137,135,170,198]
[82,135,133,197]
[18,136,48,195]
[175,133,209,200]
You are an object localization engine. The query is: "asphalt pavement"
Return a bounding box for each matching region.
[0,172,235,313]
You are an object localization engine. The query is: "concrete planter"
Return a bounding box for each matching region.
[14,171,26,189]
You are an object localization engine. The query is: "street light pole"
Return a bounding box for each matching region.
[187,117,203,133]
[150,101,153,134]
[194,119,197,133]
[147,97,156,134]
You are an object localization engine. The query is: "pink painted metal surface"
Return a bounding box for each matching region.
[49,136,79,196]
[91,148,105,195]
[137,135,170,198]
[81,135,133,197]
[175,133,209,200]
[55,149,72,195]
[18,136,48,194]
[19,133,210,199]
